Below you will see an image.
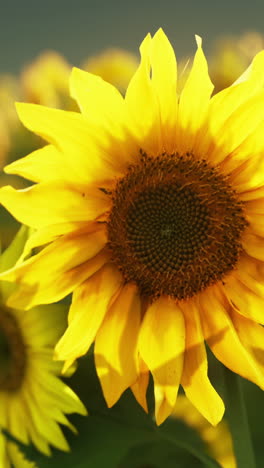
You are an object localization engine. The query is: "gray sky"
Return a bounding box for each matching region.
[1,0,264,74]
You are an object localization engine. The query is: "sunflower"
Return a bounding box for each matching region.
[0,29,264,427]
[0,227,87,456]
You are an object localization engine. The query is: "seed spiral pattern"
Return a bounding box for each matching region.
[107,152,248,300]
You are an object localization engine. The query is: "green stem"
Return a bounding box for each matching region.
[224,367,256,468]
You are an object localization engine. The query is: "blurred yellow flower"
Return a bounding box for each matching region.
[1,29,264,427]
[21,51,72,109]
[209,31,264,92]
[0,227,87,456]
[0,76,21,167]
[83,48,138,92]
[0,116,10,170]
[173,395,236,468]
[0,76,21,130]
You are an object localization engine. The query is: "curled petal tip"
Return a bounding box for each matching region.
[195,35,202,48]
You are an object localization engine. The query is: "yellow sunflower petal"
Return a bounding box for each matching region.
[247,216,264,243]
[4,145,71,183]
[177,36,214,154]
[95,283,141,407]
[31,375,78,418]
[200,287,264,389]
[23,387,70,452]
[20,222,88,259]
[138,297,185,425]
[130,359,149,413]
[246,214,264,237]
[34,368,87,414]
[28,378,77,432]
[238,184,264,202]
[55,264,122,363]
[208,84,252,138]
[223,281,264,324]
[6,392,50,457]
[224,129,264,191]
[181,302,224,426]
[221,264,264,324]
[231,309,264,373]
[70,67,138,170]
[242,232,264,261]
[6,439,37,468]
[0,225,29,273]
[2,227,107,309]
[25,415,51,456]
[234,49,264,86]
[70,67,125,123]
[0,182,110,229]
[15,103,120,182]
[208,90,264,164]
[150,28,178,153]
[206,50,264,148]
[8,397,29,445]
[125,33,162,155]
[0,395,7,427]
[244,197,264,212]
[0,433,8,468]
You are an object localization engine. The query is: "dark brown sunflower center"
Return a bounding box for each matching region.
[107,152,248,300]
[0,307,27,391]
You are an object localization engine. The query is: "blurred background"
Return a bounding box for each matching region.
[1,0,264,73]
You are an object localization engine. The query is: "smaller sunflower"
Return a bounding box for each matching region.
[0,227,87,456]
[83,48,139,93]
[21,51,71,109]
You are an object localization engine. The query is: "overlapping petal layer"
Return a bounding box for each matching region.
[95,283,141,407]
[181,302,224,426]
[1,225,107,308]
[138,297,185,425]
[0,181,110,229]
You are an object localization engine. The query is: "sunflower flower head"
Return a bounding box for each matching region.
[0,226,87,459]
[1,29,264,427]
